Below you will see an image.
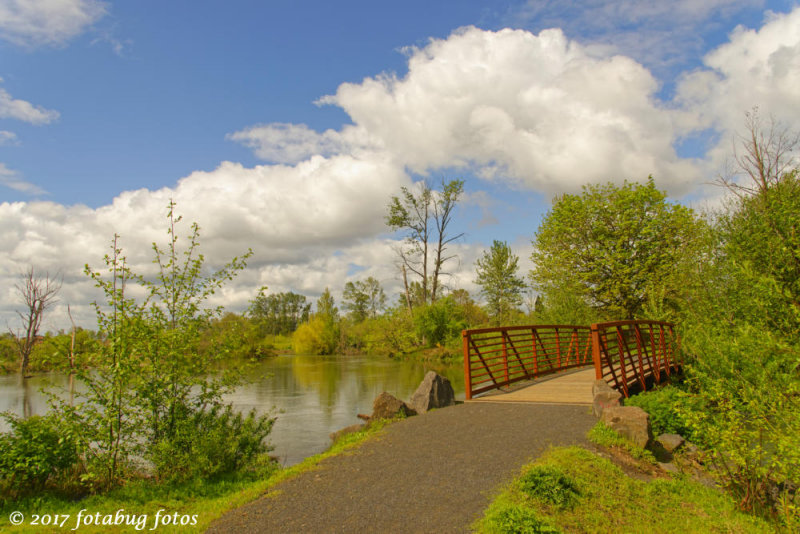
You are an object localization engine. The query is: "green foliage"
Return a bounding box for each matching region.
[200,312,275,361]
[412,295,466,346]
[677,162,800,521]
[149,405,274,484]
[624,385,703,442]
[0,413,78,493]
[342,276,386,322]
[293,317,335,354]
[476,447,773,534]
[530,177,704,320]
[518,466,580,508]
[529,288,596,326]
[475,240,526,323]
[480,504,560,534]
[248,288,311,336]
[291,288,342,355]
[54,202,273,489]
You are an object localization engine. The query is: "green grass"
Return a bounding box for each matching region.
[587,422,658,464]
[474,447,774,533]
[0,419,393,533]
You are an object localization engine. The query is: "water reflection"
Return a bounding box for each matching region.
[0,355,463,466]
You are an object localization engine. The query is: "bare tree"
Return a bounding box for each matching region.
[430,179,464,302]
[386,178,464,310]
[720,107,800,197]
[10,267,61,376]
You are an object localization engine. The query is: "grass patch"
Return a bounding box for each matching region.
[0,418,392,533]
[587,422,657,464]
[474,447,774,533]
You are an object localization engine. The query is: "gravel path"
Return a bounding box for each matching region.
[207,402,596,534]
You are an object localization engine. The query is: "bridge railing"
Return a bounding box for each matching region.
[462,320,679,400]
[591,320,679,398]
[462,324,593,400]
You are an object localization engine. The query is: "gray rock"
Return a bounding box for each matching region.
[329,423,365,444]
[592,380,622,418]
[371,392,415,420]
[658,461,679,474]
[409,371,456,414]
[657,433,686,453]
[600,406,653,448]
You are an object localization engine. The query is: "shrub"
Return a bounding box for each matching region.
[518,465,581,508]
[149,405,275,484]
[0,413,78,493]
[624,385,703,442]
[481,504,561,534]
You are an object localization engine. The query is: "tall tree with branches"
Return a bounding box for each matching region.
[386,178,464,310]
[11,267,61,376]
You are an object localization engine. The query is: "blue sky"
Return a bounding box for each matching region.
[1,0,799,329]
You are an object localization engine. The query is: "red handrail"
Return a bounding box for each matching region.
[463,320,679,399]
[462,324,592,399]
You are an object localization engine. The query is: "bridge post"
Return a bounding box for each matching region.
[591,323,602,380]
[462,330,472,400]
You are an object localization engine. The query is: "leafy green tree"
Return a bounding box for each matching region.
[678,114,800,518]
[530,177,703,320]
[342,277,386,322]
[248,288,311,335]
[58,202,273,487]
[293,288,340,354]
[475,240,526,321]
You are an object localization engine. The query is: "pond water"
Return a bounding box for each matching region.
[0,354,464,466]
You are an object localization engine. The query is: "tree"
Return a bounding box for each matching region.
[10,267,61,376]
[248,288,311,335]
[678,114,800,514]
[342,277,386,322]
[386,178,464,310]
[475,240,526,321]
[60,203,272,487]
[720,107,799,198]
[530,178,703,320]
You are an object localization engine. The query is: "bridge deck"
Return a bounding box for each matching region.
[468,367,595,405]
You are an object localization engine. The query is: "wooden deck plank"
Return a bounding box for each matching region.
[469,367,595,405]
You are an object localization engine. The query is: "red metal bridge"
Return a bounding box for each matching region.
[462,320,679,401]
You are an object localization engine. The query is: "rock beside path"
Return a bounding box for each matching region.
[372,392,415,420]
[409,371,456,414]
[600,406,652,448]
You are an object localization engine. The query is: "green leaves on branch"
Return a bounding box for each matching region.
[530,177,704,320]
[55,202,272,488]
[475,240,525,323]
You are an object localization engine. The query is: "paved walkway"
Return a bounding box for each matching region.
[207,402,596,533]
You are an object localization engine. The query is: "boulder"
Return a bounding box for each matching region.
[656,433,686,454]
[409,371,456,414]
[329,423,364,444]
[592,379,622,418]
[600,406,653,448]
[371,392,415,420]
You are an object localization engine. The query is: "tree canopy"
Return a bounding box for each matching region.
[475,240,525,321]
[530,177,704,320]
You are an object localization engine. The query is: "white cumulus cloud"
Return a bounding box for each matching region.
[0,0,107,47]
[676,7,800,169]
[0,84,60,125]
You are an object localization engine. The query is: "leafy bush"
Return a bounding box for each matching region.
[481,504,561,534]
[149,405,275,484]
[413,296,466,346]
[0,413,78,493]
[518,465,581,508]
[624,385,703,442]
